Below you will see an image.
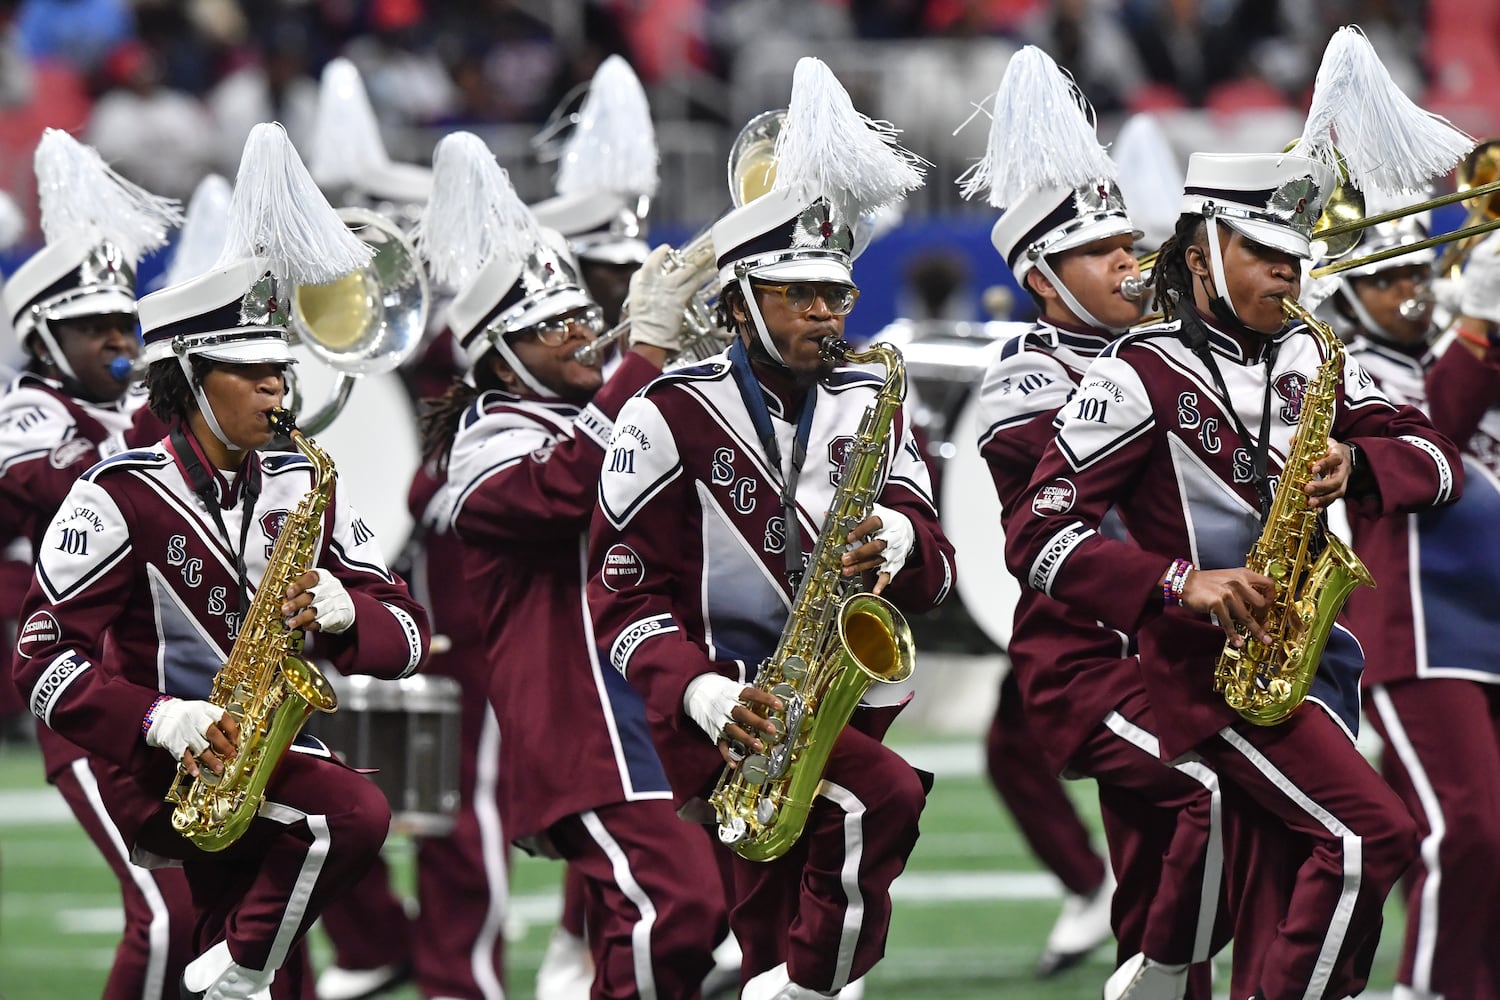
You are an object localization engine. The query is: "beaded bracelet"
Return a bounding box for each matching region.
[1162,558,1194,607]
[141,695,173,737]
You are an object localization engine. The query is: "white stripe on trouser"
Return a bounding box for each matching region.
[1102,712,1223,963]
[70,757,173,999]
[1218,726,1361,1000]
[1370,685,1444,995]
[256,801,331,973]
[816,781,868,991]
[580,810,658,1000]
[471,706,508,1000]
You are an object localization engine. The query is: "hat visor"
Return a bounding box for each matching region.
[577,238,650,266]
[742,256,854,285]
[496,287,595,338]
[41,288,138,326]
[1221,216,1312,260]
[143,329,298,366]
[1047,216,1143,258]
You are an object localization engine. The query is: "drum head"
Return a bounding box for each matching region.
[941,389,1021,650]
[287,344,419,563]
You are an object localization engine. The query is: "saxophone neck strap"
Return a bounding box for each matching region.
[171,427,261,618]
[729,338,818,589]
[1181,310,1279,524]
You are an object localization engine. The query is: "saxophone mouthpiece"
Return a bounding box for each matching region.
[267,407,296,436]
[819,337,851,363]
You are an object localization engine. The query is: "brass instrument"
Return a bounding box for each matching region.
[574,110,786,368]
[1435,140,1500,277]
[1212,298,1375,725]
[711,339,916,862]
[165,409,340,850]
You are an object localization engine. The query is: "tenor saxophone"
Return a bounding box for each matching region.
[1212,298,1375,726]
[709,340,916,862]
[165,409,340,851]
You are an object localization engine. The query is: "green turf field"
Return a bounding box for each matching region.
[0,734,1402,999]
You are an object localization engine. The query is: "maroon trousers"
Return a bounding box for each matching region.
[1204,707,1419,1000]
[985,671,1108,897]
[726,726,927,993]
[548,798,726,1000]
[1367,679,1500,1000]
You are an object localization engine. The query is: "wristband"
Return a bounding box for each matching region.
[1455,325,1491,350]
[142,694,173,737]
[1162,558,1193,607]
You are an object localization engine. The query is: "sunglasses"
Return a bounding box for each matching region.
[514,306,605,347]
[754,282,860,316]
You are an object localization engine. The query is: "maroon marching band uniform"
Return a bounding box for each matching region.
[1344,331,1500,1000]
[976,318,1226,995]
[1005,308,1458,1000]
[448,349,726,999]
[10,424,430,984]
[586,348,956,992]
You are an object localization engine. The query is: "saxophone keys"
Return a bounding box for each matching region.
[756,799,776,825]
[781,657,808,681]
[740,754,771,786]
[718,818,748,845]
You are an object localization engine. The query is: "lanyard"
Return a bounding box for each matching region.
[728,339,817,588]
[172,428,260,619]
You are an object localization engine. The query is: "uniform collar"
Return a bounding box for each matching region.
[166,426,257,510]
[1036,316,1115,357]
[1354,333,1432,371]
[1192,306,1294,365]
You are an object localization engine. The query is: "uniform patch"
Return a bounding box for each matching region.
[601,544,646,591]
[1032,478,1078,516]
[261,509,291,559]
[15,611,59,659]
[1274,371,1308,423]
[49,437,95,469]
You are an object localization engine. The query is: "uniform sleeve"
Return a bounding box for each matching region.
[0,391,105,548]
[1425,338,1500,454]
[450,352,659,547]
[975,347,1078,514]
[1003,352,1173,635]
[314,479,431,680]
[1336,350,1463,517]
[10,477,160,771]
[874,403,955,612]
[588,393,733,735]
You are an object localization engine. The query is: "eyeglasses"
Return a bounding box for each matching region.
[516,306,605,347]
[754,282,860,316]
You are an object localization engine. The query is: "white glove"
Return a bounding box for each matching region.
[1460,235,1500,324]
[683,672,745,745]
[302,568,356,634]
[626,243,714,353]
[145,698,224,759]
[868,502,915,584]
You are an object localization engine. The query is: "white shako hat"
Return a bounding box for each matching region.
[712,57,923,365]
[1180,152,1334,261]
[415,131,590,399]
[138,123,372,444]
[1114,113,1184,252]
[2,129,181,378]
[529,55,657,267]
[161,173,234,288]
[309,58,433,211]
[956,46,1137,331]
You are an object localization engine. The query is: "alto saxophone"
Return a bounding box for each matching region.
[710,340,916,862]
[1212,298,1375,726]
[165,409,340,851]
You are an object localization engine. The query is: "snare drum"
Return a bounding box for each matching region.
[313,673,461,836]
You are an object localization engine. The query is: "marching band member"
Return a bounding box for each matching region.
[10,123,430,1000]
[0,129,194,1000]
[1004,143,1459,1000]
[1334,214,1500,999]
[417,131,726,1000]
[587,58,955,999]
[962,48,1224,1000]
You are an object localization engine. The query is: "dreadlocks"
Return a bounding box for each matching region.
[418,352,509,471]
[1150,214,1208,322]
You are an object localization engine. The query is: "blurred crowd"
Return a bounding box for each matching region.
[0,0,1455,232]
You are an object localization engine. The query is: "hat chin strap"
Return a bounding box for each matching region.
[176,354,237,451]
[1033,258,1124,334]
[738,275,787,366]
[492,337,560,400]
[1204,215,1243,322]
[32,319,79,383]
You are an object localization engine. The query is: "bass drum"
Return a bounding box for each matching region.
[285,342,420,563]
[942,389,1021,650]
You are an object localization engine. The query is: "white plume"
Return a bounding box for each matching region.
[0,190,23,251]
[309,58,390,191]
[413,131,542,292]
[33,128,182,264]
[1290,25,1473,195]
[772,56,925,238]
[164,174,233,286]
[556,55,659,199]
[956,46,1115,208]
[1113,114,1182,250]
[215,123,372,285]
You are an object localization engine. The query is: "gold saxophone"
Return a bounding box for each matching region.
[710,340,916,862]
[1212,298,1375,725]
[165,409,340,851]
